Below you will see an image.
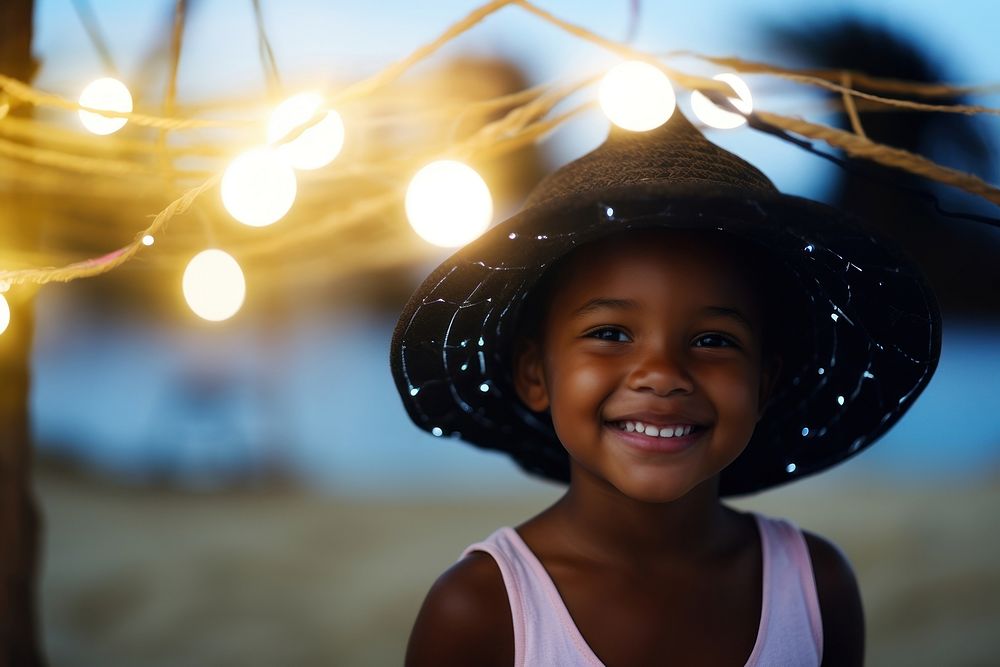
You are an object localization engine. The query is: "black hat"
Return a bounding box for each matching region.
[390,110,941,496]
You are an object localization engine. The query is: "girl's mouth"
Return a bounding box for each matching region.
[611,420,702,438]
[605,421,707,453]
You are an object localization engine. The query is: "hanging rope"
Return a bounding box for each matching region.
[0,0,997,289]
[755,110,1000,206]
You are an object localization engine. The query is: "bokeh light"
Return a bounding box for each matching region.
[141,235,155,246]
[221,147,297,227]
[690,73,753,129]
[0,294,10,335]
[405,160,493,247]
[267,92,345,170]
[599,60,676,132]
[78,77,133,135]
[182,249,246,322]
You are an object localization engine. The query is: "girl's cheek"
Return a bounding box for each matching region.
[566,364,615,400]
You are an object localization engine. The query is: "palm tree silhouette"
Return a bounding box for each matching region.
[763,16,1000,320]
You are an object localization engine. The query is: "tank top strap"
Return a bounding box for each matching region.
[750,512,824,664]
[460,527,603,666]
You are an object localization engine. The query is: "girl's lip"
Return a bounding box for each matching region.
[605,422,706,454]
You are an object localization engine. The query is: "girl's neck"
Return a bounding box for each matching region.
[549,468,735,569]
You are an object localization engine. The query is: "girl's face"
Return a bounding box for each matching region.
[514,230,780,503]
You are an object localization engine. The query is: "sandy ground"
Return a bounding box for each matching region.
[34,463,1000,666]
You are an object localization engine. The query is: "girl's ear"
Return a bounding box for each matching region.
[512,336,550,412]
[757,354,783,421]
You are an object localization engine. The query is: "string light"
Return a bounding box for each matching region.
[267,92,345,170]
[221,147,297,227]
[0,2,995,290]
[690,73,753,129]
[599,60,676,132]
[0,294,10,335]
[78,77,132,135]
[182,249,246,322]
[405,160,493,247]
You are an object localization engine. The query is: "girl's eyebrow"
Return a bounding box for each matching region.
[572,299,754,332]
[702,305,754,332]
[572,297,637,317]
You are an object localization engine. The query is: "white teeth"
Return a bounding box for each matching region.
[616,421,696,438]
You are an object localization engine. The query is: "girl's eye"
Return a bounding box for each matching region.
[695,333,737,348]
[586,327,630,342]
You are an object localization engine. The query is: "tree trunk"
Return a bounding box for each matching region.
[0,0,46,664]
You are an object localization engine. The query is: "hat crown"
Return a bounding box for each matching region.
[525,110,778,209]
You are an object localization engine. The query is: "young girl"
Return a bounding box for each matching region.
[391,109,941,666]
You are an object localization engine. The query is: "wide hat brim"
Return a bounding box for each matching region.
[390,115,941,497]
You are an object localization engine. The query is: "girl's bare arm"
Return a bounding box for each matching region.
[405,552,514,667]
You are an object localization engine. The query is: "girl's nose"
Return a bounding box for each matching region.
[626,346,695,396]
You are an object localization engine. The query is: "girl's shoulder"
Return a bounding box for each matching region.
[404,550,514,667]
[748,511,865,665]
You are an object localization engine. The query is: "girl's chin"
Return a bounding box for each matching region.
[606,470,712,504]
[618,486,700,504]
[566,451,719,503]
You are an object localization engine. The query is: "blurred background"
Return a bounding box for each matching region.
[4,0,999,665]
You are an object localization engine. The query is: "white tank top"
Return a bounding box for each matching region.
[460,511,823,666]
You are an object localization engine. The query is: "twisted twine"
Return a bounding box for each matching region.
[1,0,997,287]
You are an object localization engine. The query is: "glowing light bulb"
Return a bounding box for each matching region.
[221,147,297,227]
[406,160,493,248]
[182,249,246,322]
[599,61,676,132]
[78,77,133,135]
[267,92,345,170]
[142,235,154,246]
[690,73,753,130]
[0,294,10,335]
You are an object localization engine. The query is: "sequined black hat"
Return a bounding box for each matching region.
[390,110,941,496]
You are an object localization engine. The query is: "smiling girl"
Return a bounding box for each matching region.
[392,109,941,666]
